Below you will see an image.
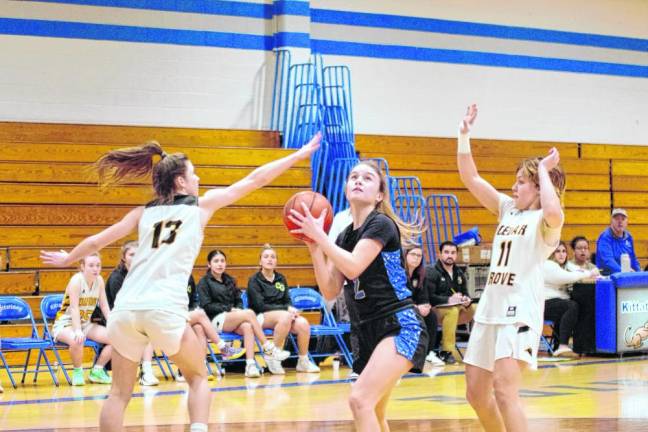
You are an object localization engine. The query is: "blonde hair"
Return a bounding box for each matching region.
[79,252,101,268]
[259,243,276,258]
[517,157,566,205]
[347,161,423,244]
[259,243,276,270]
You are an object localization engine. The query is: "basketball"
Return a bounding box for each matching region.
[283,191,334,242]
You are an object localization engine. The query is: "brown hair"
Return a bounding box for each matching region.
[94,141,189,204]
[403,243,425,289]
[79,252,101,268]
[517,157,566,205]
[347,161,423,244]
[117,241,138,271]
[549,240,568,268]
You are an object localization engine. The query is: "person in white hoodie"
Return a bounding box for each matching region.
[543,241,599,358]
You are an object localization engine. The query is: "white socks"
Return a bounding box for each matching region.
[141,361,152,373]
[190,423,208,432]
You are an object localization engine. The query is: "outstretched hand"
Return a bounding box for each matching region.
[296,132,322,160]
[40,249,70,268]
[460,104,478,134]
[540,147,560,171]
[288,202,328,244]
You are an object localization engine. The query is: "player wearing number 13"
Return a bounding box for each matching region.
[457,105,565,432]
[40,133,321,432]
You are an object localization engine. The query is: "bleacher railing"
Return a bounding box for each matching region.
[270,49,291,134]
[425,194,462,262]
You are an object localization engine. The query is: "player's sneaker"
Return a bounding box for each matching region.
[221,344,246,361]
[88,368,112,384]
[296,358,320,373]
[139,370,159,386]
[425,351,446,367]
[245,363,261,378]
[265,358,285,375]
[71,368,85,386]
[264,345,290,362]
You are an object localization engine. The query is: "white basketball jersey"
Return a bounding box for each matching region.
[474,194,562,334]
[55,272,101,326]
[113,195,203,319]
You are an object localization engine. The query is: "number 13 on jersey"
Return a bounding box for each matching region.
[152,220,182,248]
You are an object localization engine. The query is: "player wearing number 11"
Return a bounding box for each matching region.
[457,105,565,432]
[40,133,321,432]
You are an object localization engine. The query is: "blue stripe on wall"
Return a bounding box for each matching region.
[274,1,310,17]
[311,39,648,78]
[274,31,310,48]
[0,17,274,50]
[26,0,312,18]
[311,9,648,53]
[1,18,646,79]
[23,0,648,53]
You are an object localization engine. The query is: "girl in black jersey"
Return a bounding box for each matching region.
[289,161,428,431]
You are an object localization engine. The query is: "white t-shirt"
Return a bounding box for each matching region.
[543,260,591,301]
[474,194,562,334]
[113,195,202,319]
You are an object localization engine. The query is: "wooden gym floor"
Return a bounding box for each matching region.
[1,355,647,431]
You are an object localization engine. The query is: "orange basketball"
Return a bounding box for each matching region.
[283,191,334,242]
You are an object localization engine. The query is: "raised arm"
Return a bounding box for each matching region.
[538,148,564,229]
[198,133,321,225]
[41,206,143,267]
[457,104,500,215]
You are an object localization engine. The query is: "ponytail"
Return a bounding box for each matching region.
[94,141,188,204]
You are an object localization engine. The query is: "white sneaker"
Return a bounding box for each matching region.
[245,363,261,378]
[553,346,579,358]
[296,358,320,373]
[263,343,291,362]
[425,351,445,367]
[266,358,285,375]
[140,370,160,386]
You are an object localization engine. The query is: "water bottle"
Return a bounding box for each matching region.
[620,253,631,272]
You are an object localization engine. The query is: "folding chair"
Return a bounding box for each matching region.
[38,294,170,385]
[288,287,353,366]
[0,296,60,388]
[540,320,556,355]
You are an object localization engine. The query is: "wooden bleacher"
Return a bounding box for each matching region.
[0,123,314,366]
[1,123,647,367]
[357,133,646,264]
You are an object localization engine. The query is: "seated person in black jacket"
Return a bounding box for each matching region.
[247,244,319,374]
[197,249,290,378]
[404,244,443,366]
[423,241,476,365]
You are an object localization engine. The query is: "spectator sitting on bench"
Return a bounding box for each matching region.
[423,241,476,365]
